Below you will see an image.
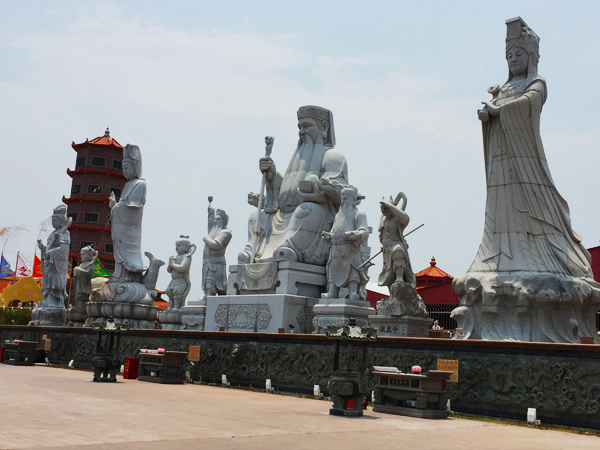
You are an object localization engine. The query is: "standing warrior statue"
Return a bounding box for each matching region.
[202,203,232,296]
[73,245,98,311]
[321,186,369,300]
[378,193,415,288]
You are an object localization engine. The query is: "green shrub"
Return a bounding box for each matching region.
[0,308,32,325]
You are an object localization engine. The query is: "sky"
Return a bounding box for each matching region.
[2,1,600,303]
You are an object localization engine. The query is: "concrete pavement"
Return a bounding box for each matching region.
[1,364,598,449]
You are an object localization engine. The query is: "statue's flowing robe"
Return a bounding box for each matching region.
[468,77,591,277]
[41,229,70,301]
[111,177,146,273]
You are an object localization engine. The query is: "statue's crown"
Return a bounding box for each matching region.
[505,17,539,58]
[53,204,67,216]
[297,105,331,123]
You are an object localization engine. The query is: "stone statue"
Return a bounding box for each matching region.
[378,193,415,287]
[73,246,97,309]
[452,17,600,342]
[321,186,369,300]
[109,144,146,282]
[238,105,348,266]
[86,144,163,329]
[33,204,72,326]
[375,193,427,318]
[166,235,196,309]
[203,206,232,296]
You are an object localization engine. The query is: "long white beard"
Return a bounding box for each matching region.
[279,134,327,210]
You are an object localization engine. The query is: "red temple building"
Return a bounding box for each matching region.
[62,128,126,271]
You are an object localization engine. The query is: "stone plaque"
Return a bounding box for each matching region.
[437,359,458,382]
[188,346,200,362]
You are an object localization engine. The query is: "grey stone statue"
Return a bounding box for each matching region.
[452,17,600,342]
[33,204,72,326]
[202,206,232,296]
[109,144,146,282]
[166,235,196,309]
[238,105,348,266]
[321,186,369,300]
[86,144,163,329]
[375,193,427,318]
[67,245,98,326]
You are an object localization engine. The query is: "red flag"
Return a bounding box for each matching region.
[33,253,42,278]
[15,252,31,277]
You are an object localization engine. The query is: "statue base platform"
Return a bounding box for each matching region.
[228,261,327,298]
[452,272,600,343]
[368,315,432,337]
[66,308,88,327]
[181,300,206,330]
[312,298,375,334]
[157,309,184,330]
[204,294,318,333]
[85,280,158,329]
[32,304,67,327]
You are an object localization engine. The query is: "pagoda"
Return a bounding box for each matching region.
[62,128,126,271]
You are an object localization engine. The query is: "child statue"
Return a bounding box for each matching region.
[166,235,196,310]
[73,245,98,311]
[321,185,369,300]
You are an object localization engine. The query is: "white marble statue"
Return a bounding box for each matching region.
[238,106,349,266]
[321,186,369,300]
[378,193,415,287]
[37,204,72,307]
[166,236,196,310]
[202,206,232,296]
[109,144,146,282]
[73,245,98,310]
[452,17,600,342]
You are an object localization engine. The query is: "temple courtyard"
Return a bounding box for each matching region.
[1,364,598,450]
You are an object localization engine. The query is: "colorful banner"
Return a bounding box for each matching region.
[0,254,14,278]
[93,258,112,277]
[33,254,42,278]
[15,252,31,277]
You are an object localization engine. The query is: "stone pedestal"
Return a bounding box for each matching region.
[181,299,207,330]
[228,261,327,298]
[205,294,318,333]
[368,315,432,337]
[32,303,67,327]
[157,309,184,330]
[66,307,88,327]
[312,298,375,334]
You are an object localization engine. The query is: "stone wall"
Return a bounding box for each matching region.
[2,325,599,430]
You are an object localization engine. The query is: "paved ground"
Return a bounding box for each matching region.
[1,364,598,450]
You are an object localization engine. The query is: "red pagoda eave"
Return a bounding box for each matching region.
[62,195,109,204]
[66,168,126,179]
[68,223,111,232]
[72,137,123,151]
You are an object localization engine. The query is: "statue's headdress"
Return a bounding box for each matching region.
[505,17,540,86]
[53,204,67,217]
[123,144,142,177]
[297,105,336,147]
[341,185,358,199]
[216,209,229,226]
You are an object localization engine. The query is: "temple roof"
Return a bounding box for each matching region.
[72,128,123,151]
[414,257,453,279]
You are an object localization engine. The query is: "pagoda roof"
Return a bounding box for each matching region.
[414,257,453,279]
[72,128,123,151]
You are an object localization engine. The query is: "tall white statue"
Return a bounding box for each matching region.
[109,144,146,282]
[238,106,348,266]
[33,204,71,326]
[202,206,232,296]
[321,186,369,300]
[452,17,600,342]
